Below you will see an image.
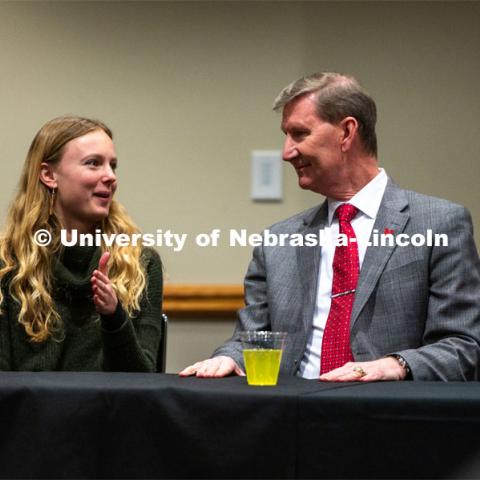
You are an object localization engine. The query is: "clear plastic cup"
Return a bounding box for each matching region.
[239,331,287,386]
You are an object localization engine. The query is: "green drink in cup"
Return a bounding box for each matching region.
[239,331,287,386]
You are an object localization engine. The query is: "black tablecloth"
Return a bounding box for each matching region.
[0,373,479,479]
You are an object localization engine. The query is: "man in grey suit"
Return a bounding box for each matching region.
[180,72,480,381]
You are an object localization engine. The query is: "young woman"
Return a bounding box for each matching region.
[0,116,163,371]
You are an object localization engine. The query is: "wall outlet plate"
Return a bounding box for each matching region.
[250,150,283,201]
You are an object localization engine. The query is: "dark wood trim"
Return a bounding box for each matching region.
[163,284,244,317]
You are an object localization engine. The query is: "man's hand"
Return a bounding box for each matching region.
[179,356,245,378]
[319,357,407,382]
[91,252,118,316]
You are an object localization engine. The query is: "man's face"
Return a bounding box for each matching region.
[281,93,344,195]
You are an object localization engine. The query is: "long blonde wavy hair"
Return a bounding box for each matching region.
[0,116,147,342]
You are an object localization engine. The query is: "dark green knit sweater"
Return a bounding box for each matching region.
[0,246,163,371]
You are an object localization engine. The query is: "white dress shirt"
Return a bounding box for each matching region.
[298,168,388,379]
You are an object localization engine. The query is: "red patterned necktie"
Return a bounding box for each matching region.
[320,203,359,375]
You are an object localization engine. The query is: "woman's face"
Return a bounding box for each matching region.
[52,129,117,233]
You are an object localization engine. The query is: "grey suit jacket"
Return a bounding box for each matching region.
[213,180,480,380]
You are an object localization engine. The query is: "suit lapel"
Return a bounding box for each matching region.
[350,179,410,326]
[297,201,328,330]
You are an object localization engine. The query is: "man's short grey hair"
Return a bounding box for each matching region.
[273,72,377,156]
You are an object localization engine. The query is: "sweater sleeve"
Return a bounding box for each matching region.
[100,248,163,372]
[0,286,12,370]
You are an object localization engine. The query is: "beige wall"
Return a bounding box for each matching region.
[0,1,478,372]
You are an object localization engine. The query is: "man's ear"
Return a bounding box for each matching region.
[39,162,57,189]
[339,117,358,152]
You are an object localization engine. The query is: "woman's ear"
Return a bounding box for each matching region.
[39,162,57,189]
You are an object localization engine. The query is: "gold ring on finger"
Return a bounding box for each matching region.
[353,366,367,377]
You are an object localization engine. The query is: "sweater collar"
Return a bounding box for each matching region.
[54,246,102,290]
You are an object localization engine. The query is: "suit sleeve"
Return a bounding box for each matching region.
[212,243,271,368]
[395,206,480,380]
[101,248,163,372]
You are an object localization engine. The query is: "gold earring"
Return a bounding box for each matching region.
[49,188,56,216]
